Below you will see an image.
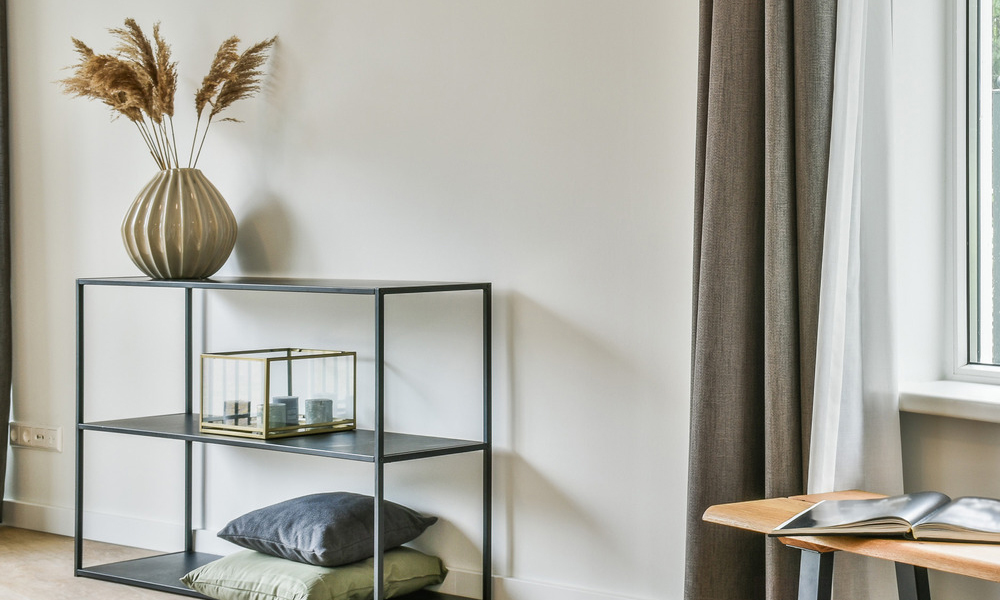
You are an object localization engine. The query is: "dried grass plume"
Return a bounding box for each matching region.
[59,19,276,170]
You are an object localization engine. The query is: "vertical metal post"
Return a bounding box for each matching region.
[374,289,386,600]
[286,348,293,396]
[482,285,492,600]
[797,550,834,600]
[184,287,194,553]
[74,281,85,572]
[895,563,932,600]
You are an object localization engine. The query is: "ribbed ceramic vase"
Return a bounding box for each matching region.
[121,168,238,280]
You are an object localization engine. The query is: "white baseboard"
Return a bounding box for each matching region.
[3,500,645,600]
[3,499,182,552]
[494,576,645,600]
[3,499,75,536]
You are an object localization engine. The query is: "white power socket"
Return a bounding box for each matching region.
[9,423,62,452]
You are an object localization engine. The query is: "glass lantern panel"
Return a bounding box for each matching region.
[202,356,265,428]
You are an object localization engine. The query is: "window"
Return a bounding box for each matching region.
[968,0,1000,366]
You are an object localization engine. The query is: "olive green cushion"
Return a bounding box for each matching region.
[181,547,447,600]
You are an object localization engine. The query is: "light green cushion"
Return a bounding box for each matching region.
[181,547,447,600]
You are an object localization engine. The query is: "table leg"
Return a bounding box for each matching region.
[798,550,834,600]
[895,563,931,600]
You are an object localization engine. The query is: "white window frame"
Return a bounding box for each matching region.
[955,0,1000,382]
[899,0,1000,422]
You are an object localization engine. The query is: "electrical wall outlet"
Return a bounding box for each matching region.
[9,423,62,452]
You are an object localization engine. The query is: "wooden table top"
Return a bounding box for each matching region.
[704,490,1000,582]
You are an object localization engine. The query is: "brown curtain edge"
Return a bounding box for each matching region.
[685,1,836,599]
[0,0,13,524]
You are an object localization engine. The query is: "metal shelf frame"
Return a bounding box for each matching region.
[74,276,492,600]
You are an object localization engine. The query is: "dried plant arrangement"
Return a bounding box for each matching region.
[60,19,276,170]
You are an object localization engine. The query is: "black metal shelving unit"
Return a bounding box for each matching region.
[75,276,492,600]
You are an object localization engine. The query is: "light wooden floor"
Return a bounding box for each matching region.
[0,525,181,599]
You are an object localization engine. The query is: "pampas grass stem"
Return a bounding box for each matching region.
[187,115,202,168]
[192,115,213,169]
[133,122,163,169]
[168,117,179,168]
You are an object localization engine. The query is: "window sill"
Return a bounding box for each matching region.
[899,380,1000,424]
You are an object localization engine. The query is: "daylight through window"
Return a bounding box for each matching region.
[969,0,1000,365]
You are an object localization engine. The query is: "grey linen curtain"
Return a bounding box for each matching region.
[685,1,836,599]
[0,0,11,523]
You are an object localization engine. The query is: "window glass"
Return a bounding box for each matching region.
[969,0,1000,364]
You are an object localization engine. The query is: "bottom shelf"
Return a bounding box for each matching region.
[77,551,473,600]
[78,551,218,598]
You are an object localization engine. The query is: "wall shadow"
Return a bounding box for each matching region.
[498,290,647,580]
[232,192,294,275]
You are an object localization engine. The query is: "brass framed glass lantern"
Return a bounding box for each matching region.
[199,348,356,439]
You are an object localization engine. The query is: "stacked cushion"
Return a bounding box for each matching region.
[182,546,447,600]
[183,492,444,600]
[217,492,438,567]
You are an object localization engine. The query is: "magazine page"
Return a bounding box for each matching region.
[912,497,1000,541]
[773,491,951,535]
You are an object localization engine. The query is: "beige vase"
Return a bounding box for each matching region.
[121,168,238,280]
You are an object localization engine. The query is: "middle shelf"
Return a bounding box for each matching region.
[79,413,486,463]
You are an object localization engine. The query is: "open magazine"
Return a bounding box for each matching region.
[770,492,1000,543]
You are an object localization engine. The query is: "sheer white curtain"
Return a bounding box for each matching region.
[809,0,903,596]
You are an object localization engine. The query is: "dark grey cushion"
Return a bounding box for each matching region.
[217,492,438,567]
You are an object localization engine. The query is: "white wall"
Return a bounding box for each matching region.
[3,2,698,600]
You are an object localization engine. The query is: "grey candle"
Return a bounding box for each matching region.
[305,398,334,424]
[272,396,299,426]
[265,403,286,428]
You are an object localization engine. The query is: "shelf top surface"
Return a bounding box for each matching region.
[77,276,490,294]
[81,413,486,462]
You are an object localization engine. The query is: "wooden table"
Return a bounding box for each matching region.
[704,491,1000,600]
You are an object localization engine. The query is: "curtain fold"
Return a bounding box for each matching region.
[808,0,901,597]
[0,0,11,522]
[686,1,837,599]
[809,0,900,500]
